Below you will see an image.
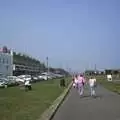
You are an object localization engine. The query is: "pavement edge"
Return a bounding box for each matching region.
[38,82,72,120]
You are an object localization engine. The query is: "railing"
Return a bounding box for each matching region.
[14,64,40,72]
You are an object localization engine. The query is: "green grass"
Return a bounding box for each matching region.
[0,77,71,120]
[95,75,120,94]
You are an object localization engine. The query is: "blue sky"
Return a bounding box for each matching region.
[0,0,120,72]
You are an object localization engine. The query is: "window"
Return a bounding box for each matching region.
[6,66,9,70]
[3,58,5,64]
[6,59,8,64]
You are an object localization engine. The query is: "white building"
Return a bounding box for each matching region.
[0,46,13,77]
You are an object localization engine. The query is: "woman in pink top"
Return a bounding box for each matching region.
[77,74,86,96]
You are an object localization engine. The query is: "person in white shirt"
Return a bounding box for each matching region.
[89,77,97,97]
[72,75,78,89]
[24,80,32,91]
[74,76,78,88]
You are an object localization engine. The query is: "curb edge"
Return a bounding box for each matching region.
[38,82,72,120]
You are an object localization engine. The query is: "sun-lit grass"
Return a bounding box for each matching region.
[0,77,71,120]
[94,75,120,94]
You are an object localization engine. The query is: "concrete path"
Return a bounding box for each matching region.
[52,85,120,120]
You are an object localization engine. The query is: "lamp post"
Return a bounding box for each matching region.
[94,64,97,76]
[46,57,49,80]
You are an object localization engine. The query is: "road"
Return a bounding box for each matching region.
[52,85,120,120]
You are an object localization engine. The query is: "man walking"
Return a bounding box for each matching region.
[89,77,97,97]
[24,80,32,91]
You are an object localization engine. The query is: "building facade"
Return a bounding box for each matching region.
[0,47,13,77]
[105,69,120,75]
[13,64,40,76]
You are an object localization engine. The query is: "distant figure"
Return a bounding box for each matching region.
[107,74,112,81]
[72,78,76,88]
[72,75,75,83]
[89,77,97,97]
[24,80,32,91]
[77,74,86,96]
[75,75,79,89]
[60,78,65,87]
[72,75,78,88]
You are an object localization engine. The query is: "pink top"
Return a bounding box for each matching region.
[77,76,86,84]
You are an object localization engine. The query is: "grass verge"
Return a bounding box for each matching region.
[0,77,71,120]
[96,75,120,94]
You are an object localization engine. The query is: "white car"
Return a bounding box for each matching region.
[38,75,48,80]
[33,77,38,80]
[0,78,8,88]
[38,75,43,79]
[47,75,53,79]
[18,75,31,82]
[7,76,24,84]
[0,80,5,87]
[42,75,48,80]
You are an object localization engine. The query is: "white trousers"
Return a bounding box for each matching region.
[90,86,96,96]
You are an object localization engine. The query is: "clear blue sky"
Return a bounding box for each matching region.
[0,0,120,72]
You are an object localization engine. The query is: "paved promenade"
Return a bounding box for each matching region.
[52,85,120,120]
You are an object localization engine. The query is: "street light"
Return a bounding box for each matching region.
[94,64,97,76]
[46,57,49,80]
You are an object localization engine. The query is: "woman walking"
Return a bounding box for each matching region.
[77,74,86,97]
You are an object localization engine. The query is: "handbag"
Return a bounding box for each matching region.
[94,82,97,87]
[82,79,85,86]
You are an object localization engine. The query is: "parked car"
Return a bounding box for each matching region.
[54,74,64,78]
[6,76,19,86]
[18,75,32,82]
[7,76,24,84]
[33,76,38,80]
[38,75,48,80]
[47,75,53,79]
[24,75,32,81]
[0,80,5,88]
[0,78,8,88]
[30,76,39,83]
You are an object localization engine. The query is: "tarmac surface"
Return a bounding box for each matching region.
[52,84,120,120]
